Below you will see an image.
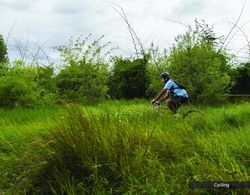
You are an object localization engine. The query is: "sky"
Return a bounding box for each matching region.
[0,0,249,64]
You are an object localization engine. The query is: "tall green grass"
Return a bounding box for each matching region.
[0,101,249,194]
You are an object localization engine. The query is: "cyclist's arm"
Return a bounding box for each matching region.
[159,91,170,103]
[152,87,165,103]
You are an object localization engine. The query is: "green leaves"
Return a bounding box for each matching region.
[108,57,149,99]
[0,35,8,64]
[231,62,250,94]
[0,61,56,108]
[168,22,232,104]
[57,34,112,67]
[56,35,110,103]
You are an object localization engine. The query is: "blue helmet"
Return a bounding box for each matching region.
[160,72,169,79]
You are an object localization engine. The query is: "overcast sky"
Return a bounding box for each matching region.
[0,0,249,63]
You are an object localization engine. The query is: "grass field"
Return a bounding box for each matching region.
[0,100,249,194]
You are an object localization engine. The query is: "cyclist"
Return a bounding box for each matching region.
[151,72,188,114]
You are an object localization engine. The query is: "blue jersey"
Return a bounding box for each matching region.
[164,79,188,98]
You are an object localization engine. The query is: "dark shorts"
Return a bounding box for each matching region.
[171,96,188,106]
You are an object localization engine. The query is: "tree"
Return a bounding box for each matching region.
[0,35,9,77]
[108,56,149,99]
[146,45,169,97]
[56,35,110,103]
[167,21,231,104]
[0,35,8,64]
[0,61,49,108]
[231,62,250,94]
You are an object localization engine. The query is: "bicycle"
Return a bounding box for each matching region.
[152,101,204,119]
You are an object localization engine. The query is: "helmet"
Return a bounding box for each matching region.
[160,72,169,79]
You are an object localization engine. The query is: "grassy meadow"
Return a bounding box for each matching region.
[0,100,249,194]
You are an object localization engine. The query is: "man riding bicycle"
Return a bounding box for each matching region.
[151,72,188,114]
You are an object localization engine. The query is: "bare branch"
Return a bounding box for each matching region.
[11,36,53,65]
[235,44,249,56]
[218,0,246,52]
[112,5,139,56]
[6,19,17,45]
[23,34,30,62]
[163,18,190,29]
[30,40,51,65]
[37,45,52,65]
[223,21,250,59]
[12,38,25,61]
[111,3,145,57]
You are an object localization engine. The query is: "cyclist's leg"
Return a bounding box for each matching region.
[172,96,190,114]
[164,98,180,114]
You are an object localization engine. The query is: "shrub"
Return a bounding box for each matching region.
[0,35,9,78]
[56,35,110,103]
[146,46,169,97]
[0,34,8,64]
[108,56,149,99]
[231,62,250,94]
[0,62,39,108]
[0,61,56,108]
[167,21,232,104]
[56,62,108,103]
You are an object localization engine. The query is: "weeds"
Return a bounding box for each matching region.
[0,100,249,194]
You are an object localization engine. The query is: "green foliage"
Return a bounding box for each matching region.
[0,35,9,77]
[0,101,249,194]
[231,62,250,94]
[108,56,149,99]
[35,66,56,92]
[56,35,109,103]
[146,45,169,96]
[0,62,9,77]
[0,61,56,108]
[0,34,8,64]
[57,34,112,66]
[56,63,108,103]
[167,22,231,104]
[0,62,39,108]
[35,65,57,104]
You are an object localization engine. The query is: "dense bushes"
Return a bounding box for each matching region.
[146,46,169,97]
[56,62,108,103]
[0,35,110,108]
[231,62,250,94]
[168,42,231,104]
[167,23,232,104]
[56,35,109,103]
[108,56,149,99]
[0,22,248,108]
[0,34,8,64]
[0,61,56,108]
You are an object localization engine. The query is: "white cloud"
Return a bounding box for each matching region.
[172,0,206,16]
[0,0,249,62]
[0,0,32,11]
